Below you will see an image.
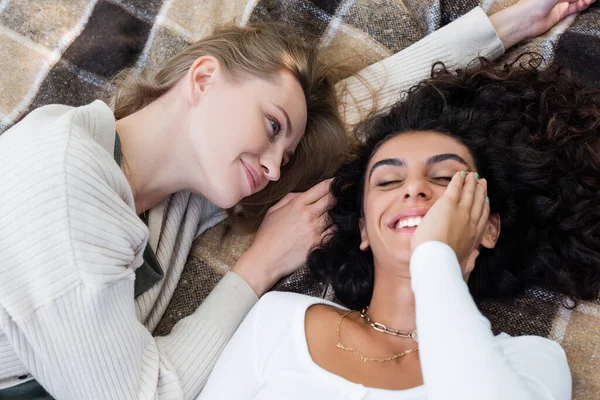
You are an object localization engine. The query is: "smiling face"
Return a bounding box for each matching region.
[185,57,307,209]
[359,131,480,274]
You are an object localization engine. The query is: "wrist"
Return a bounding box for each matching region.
[232,252,278,297]
[489,3,528,50]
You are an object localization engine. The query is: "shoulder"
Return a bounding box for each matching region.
[1,101,132,208]
[257,291,333,314]
[494,333,571,396]
[249,292,342,336]
[0,101,117,173]
[3,100,114,145]
[258,292,347,340]
[495,332,568,361]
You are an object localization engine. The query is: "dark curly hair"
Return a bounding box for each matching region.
[308,56,600,310]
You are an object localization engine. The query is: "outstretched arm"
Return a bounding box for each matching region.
[336,0,593,126]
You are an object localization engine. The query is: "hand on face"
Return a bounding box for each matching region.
[410,172,489,274]
[359,132,501,277]
[232,179,333,296]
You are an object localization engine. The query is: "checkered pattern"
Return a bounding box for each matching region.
[1,0,599,397]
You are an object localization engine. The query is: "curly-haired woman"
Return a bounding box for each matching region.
[198,59,600,399]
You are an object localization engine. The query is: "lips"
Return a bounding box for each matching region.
[388,208,429,230]
[241,160,259,194]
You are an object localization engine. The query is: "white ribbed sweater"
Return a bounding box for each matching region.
[0,8,503,400]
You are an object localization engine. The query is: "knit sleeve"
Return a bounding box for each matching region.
[410,241,571,400]
[335,7,504,127]
[0,107,256,399]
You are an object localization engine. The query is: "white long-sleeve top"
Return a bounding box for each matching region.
[199,242,571,400]
[0,7,504,400]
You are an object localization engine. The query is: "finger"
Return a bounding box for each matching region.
[565,0,595,13]
[475,195,491,242]
[299,178,333,205]
[443,171,465,203]
[316,210,330,232]
[267,192,302,214]
[320,226,335,243]
[565,0,592,15]
[577,0,595,11]
[312,192,334,218]
[458,172,478,210]
[470,178,488,223]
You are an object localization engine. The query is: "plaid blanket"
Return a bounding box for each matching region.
[1,0,598,397]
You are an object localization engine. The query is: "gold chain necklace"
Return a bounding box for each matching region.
[360,307,418,343]
[336,310,419,363]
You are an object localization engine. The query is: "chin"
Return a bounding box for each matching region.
[389,249,412,265]
[205,190,241,210]
[215,197,240,209]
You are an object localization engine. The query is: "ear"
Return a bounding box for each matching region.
[186,56,220,105]
[359,217,370,251]
[480,213,501,250]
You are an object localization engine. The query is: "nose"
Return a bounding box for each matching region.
[259,153,282,182]
[402,178,432,202]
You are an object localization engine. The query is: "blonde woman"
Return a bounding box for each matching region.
[0,0,588,399]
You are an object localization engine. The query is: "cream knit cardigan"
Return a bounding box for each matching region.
[0,8,503,400]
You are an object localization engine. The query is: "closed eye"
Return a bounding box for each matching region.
[377,180,403,187]
[432,177,452,186]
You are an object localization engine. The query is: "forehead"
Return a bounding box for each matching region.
[249,70,307,132]
[368,131,475,169]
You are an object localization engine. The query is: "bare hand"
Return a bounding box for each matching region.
[411,172,489,272]
[520,0,595,38]
[490,0,595,50]
[232,179,333,296]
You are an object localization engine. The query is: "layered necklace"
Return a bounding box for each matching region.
[336,306,418,363]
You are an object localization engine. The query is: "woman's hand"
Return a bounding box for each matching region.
[411,172,489,272]
[232,179,332,296]
[490,0,596,50]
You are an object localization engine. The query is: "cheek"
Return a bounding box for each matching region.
[361,192,391,239]
[431,186,447,201]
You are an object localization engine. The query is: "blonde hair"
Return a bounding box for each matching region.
[112,23,348,223]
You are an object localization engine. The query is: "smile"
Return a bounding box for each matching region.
[395,216,422,229]
[241,160,258,193]
[388,208,429,231]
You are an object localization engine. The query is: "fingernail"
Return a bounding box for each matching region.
[474,172,480,180]
[460,171,466,179]
[486,196,490,205]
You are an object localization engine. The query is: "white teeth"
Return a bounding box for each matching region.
[395,216,423,229]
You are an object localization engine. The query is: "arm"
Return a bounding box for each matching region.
[411,241,571,400]
[335,7,504,126]
[0,108,257,399]
[335,0,592,126]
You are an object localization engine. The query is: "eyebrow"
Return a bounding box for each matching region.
[275,104,292,138]
[368,153,471,179]
[369,158,403,179]
[426,153,470,168]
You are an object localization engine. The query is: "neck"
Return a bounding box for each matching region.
[366,262,417,333]
[115,85,197,214]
